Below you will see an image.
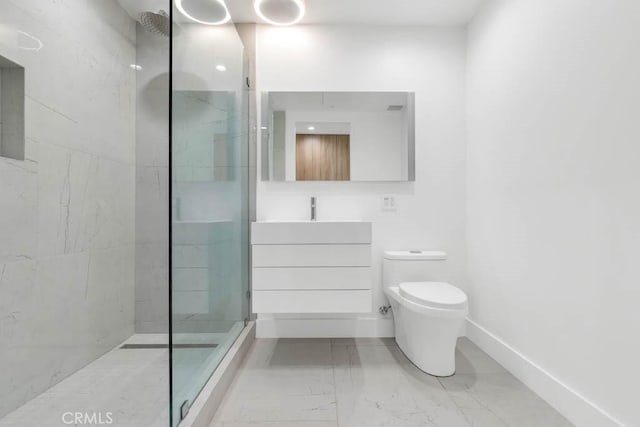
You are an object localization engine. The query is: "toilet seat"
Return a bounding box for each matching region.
[399,282,467,310]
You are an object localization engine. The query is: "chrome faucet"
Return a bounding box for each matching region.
[310,196,317,221]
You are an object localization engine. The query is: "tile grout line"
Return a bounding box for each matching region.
[435,375,474,427]
[330,339,340,427]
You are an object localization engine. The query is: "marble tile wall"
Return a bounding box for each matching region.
[133,21,256,334]
[134,22,169,333]
[0,0,136,418]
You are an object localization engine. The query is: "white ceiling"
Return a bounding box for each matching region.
[118,0,484,26]
[230,0,483,26]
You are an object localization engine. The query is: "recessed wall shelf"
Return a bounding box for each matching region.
[0,55,25,161]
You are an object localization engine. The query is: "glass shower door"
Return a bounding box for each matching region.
[169,12,249,426]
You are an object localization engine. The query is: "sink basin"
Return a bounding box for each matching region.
[251,220,371,244]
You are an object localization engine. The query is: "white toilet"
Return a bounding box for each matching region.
[383,250,468,376]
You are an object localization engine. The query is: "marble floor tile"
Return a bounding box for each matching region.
[439,373,552,408]
[438,373,573,426]
[1,334,571,427]
[330,337,396,347]
[0,334,169,427]
[210,337,574,427]
[455,404,573,427]
[456,337,490,357]
[333,344,468,427]
[453,353,508,376]
[247,338,334,367]
[214,422,338,427]
[212,339,337,424]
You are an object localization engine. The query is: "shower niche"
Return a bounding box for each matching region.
[0,55,25,161]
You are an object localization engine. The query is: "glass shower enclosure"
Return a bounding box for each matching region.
[170,8,250,427]
[0,1,249,426]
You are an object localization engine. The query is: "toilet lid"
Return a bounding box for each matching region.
[399,282,468,309]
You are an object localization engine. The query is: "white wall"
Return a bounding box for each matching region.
[467,1,640,425]
[256,25,467,337]
[283,110,406,181]
[0,0,136,417]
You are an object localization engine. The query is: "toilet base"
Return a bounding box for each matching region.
[395,343,458,377]
[389,293,466,377]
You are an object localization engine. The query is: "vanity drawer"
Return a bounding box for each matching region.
[252,290,372,313]
[253,267,371,290]
[252,244,371,267]
[252,221,372,244]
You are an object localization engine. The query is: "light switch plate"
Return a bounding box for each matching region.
[382,195,397,211]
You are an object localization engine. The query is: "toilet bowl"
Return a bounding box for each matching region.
[383,251,468,376]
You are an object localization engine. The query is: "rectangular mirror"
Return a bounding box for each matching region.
[261,91,415,182]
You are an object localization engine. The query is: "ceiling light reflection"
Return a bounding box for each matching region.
[254,0,305,26]
[175,0,231,25]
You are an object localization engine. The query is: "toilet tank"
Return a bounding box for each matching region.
[382,250,448,290]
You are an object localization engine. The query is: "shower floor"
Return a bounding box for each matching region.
[0,329,242,427]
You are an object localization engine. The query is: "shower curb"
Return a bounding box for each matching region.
[179,321,256,427]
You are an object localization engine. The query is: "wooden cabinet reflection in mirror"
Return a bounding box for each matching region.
[296,134,350,181]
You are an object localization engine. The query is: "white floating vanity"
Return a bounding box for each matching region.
[251,221,372,314]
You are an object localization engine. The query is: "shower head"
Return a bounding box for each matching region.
[139,10,170,37]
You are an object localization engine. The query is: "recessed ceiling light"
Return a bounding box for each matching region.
[175,0,231,25]
[129,64,143,71]
[261,126,269,130]
[254,0,305,26]
[216,64,227,72]
[307,126,315,131]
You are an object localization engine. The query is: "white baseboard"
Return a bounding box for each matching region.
[256,316,394,338]
[466,318,623,427]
